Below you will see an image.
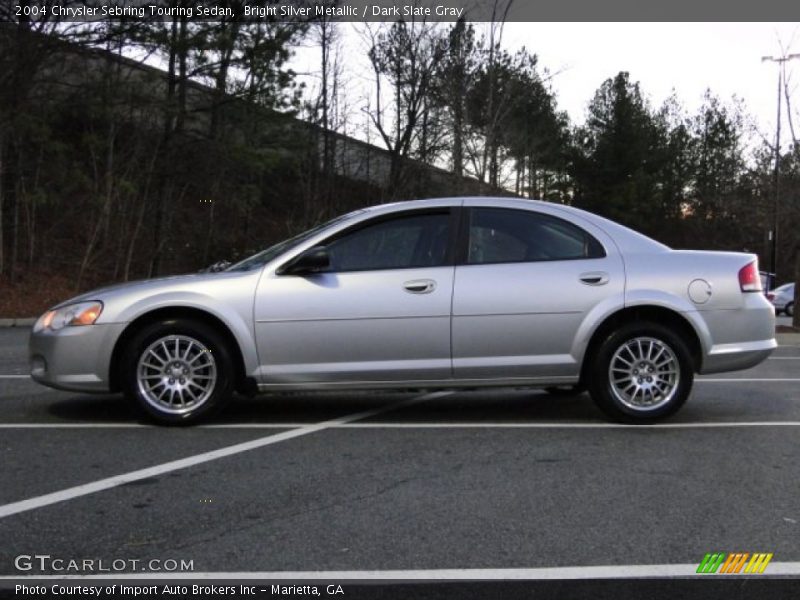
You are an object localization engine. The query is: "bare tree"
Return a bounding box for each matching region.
[438,19,478,179]
[477,0,513,187]
[365,18,446,197]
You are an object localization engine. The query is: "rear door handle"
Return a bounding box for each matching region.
[579,271,609,286]
[403,279,436,294]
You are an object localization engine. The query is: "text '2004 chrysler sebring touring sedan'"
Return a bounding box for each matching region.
[30,198,776,424]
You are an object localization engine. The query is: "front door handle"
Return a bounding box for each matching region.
[579,271,609,286]
[403,279,436,294]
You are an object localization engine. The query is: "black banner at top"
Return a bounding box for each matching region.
[5,0,800,22]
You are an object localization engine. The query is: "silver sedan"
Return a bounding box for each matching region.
[29,197,776,424]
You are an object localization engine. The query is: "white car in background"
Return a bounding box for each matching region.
[768,283,795,317]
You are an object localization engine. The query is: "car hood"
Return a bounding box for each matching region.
[53,271,258,309]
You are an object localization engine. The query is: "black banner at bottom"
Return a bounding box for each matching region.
[2,578,800,600]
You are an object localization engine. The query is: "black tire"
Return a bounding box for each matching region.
[543,384,585,397]
[122,318,235,425]
[587,321,694,423]
[786,302,794,318]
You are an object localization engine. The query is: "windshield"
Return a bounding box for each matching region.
[225,211,363,272]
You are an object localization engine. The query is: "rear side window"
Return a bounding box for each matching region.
[467,208,605,265]
[325,211,450,272]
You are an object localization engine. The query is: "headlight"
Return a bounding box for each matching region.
[34,301,103,332]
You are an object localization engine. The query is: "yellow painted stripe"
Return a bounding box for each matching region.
[758,553,774,574]
[744,554,761,574]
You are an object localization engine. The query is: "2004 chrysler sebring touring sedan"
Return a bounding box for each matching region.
[30,197,777,424]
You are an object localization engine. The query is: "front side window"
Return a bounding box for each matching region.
[227,211,361,272]
[467,208,605,265]
[325,211,450,272]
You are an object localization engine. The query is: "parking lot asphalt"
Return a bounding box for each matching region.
[1,326,799,582]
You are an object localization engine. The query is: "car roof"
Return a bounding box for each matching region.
[360,197,669,253]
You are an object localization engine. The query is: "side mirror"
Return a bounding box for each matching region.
[281,246,330,275]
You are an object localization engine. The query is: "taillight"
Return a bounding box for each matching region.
[767,292,775,301]
[738,261,761,293]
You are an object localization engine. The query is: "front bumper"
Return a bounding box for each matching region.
[29,323,126,392]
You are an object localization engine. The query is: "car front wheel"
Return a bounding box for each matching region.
[122,319,234,424]
[786,302,794,317]
[587,322,693,423]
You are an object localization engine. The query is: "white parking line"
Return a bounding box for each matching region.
[4,563,800,579]
[697,378,800,382]
[0,391,450,520]
[3,370,800,381]
[328,421,800,429]
[0,423,289,428]
[1,421,799,430]
[5,374,800,381]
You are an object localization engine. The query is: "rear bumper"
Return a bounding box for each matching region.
[700,338,777,374]
[697,297,777,374]
[29,323,125,392]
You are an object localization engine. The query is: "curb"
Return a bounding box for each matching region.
[777,332,800,345]
[0,318,36,327]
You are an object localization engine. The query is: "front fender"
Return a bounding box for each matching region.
[116,292,259,377]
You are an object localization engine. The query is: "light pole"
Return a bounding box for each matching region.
[761,53,800,288]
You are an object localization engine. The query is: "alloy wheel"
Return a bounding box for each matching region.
[136,335,218,415]
[608,336,680,411]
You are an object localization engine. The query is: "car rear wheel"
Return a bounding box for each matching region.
[587,322,693,423]
[122,319,234,424]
